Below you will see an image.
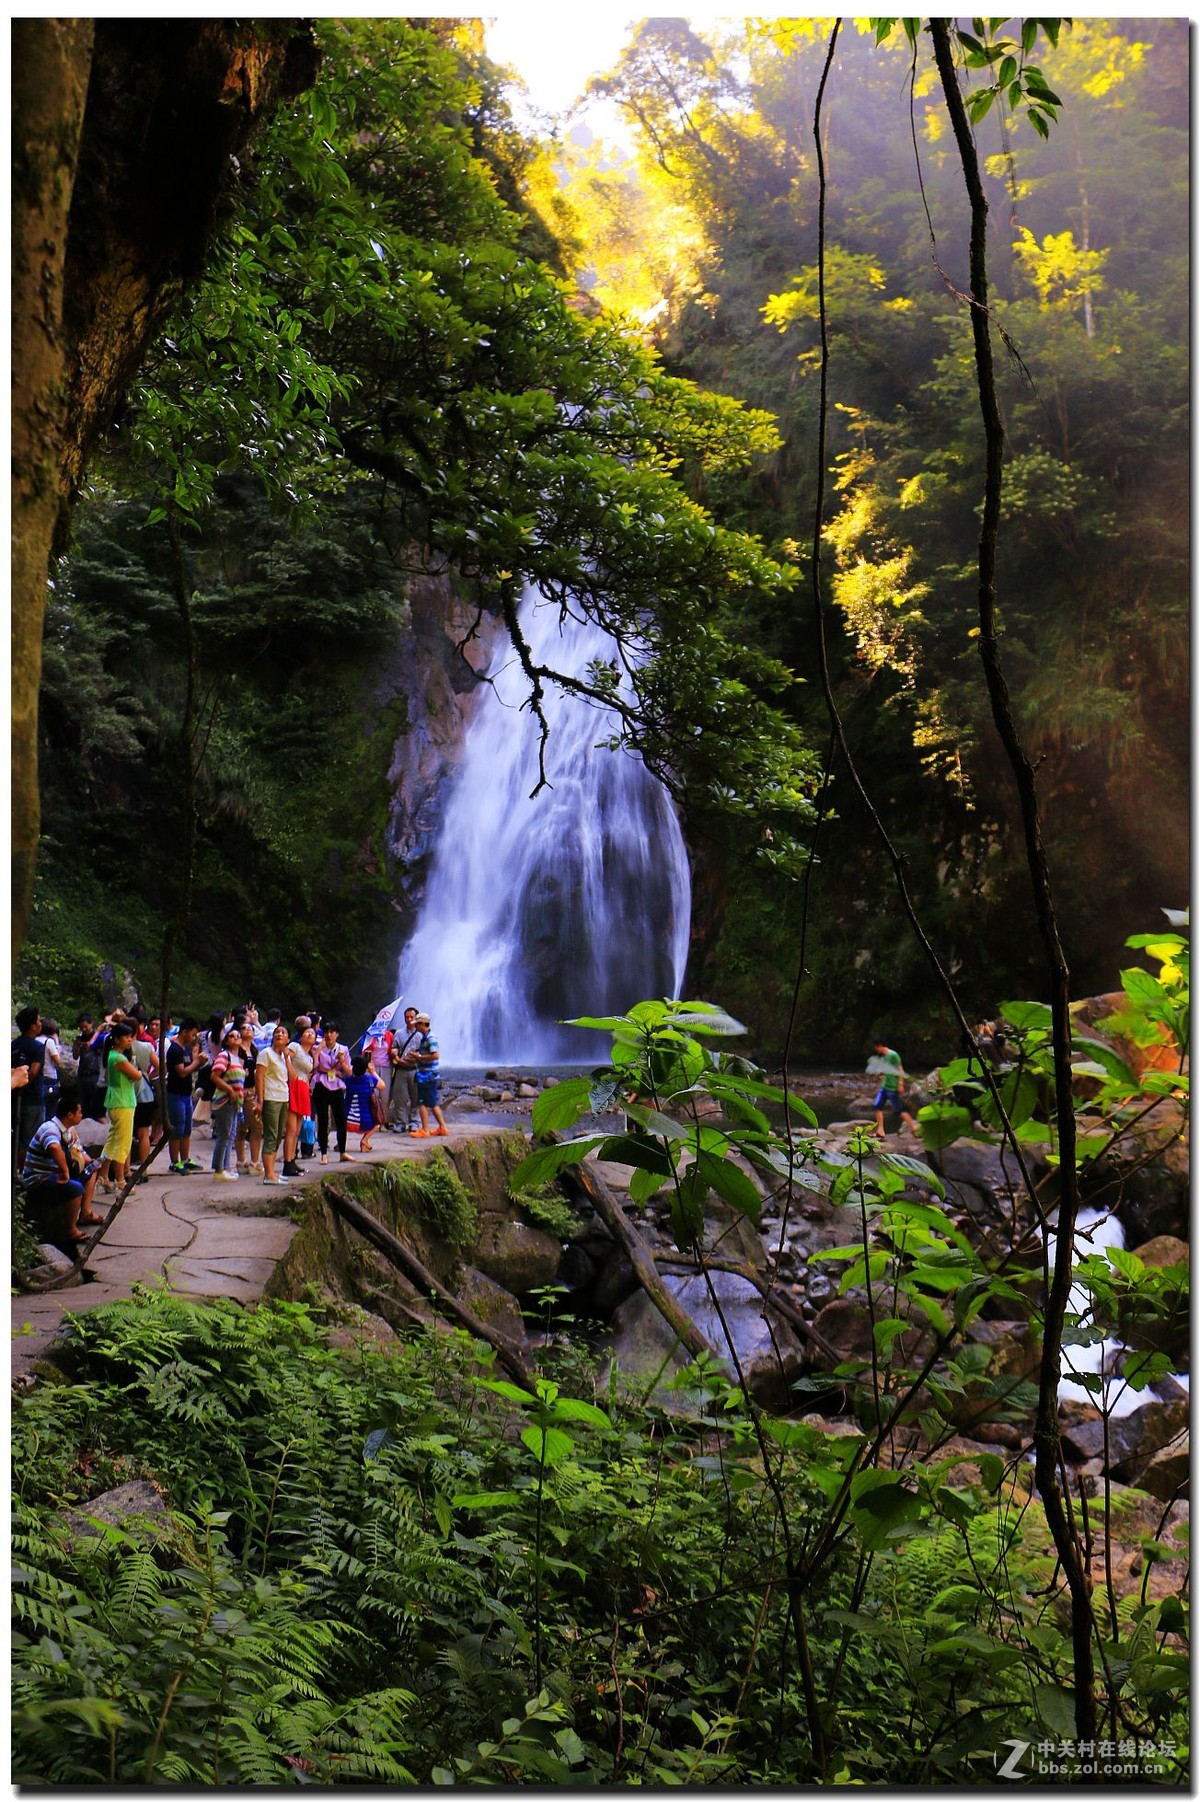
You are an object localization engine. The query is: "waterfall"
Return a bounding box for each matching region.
[1058,1206,1146,1418]
[399,590,692,1063]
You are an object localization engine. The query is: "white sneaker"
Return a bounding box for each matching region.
[214,1169,238,1183]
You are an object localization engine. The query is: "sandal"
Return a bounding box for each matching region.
[409,1129,430,1138]
[78,1212,105,1226]
[432,1127,449,1137]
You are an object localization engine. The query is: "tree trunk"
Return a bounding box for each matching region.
[10,20,319,956]
[11,20,94,958]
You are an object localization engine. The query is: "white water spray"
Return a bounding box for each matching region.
[400,591,691,1062]
[1058,1206,1146,1418]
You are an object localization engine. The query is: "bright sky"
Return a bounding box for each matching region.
[483,12,638,115]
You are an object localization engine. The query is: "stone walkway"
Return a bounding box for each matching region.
[11,1123,504,1380]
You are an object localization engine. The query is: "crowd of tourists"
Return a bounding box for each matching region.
[12,999,450,1254]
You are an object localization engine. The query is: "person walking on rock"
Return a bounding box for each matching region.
[868,1041,918,1139]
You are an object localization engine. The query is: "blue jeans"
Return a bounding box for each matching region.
[167,1092,194,1141]
[211,1100,239,1172]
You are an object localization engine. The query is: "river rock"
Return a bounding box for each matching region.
[471,1219,562,1294]
[517,1083,539,1099]
[557,1244,598,1294]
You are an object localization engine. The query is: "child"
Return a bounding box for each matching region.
[345,1054,381,1153]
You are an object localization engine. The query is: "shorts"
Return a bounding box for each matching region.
[167,1092,194,1140]
[417,1076,441,1109]
[102,1107,135,1163]
[874,1087,903,1114]
[133,1099,157,1131]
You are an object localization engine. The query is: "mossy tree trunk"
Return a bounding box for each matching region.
[10,19,318,957]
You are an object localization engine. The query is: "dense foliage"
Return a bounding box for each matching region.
[19,19,1188,1054]
[560,19,1188,1054]
[19,17,821,1031]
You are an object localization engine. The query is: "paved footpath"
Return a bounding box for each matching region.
[12,1123,505,1380]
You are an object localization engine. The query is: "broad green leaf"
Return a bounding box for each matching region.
[531,1076,593,1136]
[878,1152,945,1199]
[479,1379,535,1405]
[621,1100,691,1142]
[1000,1000,1053,1032]
[916,1103,973,1150]
[520,1424,574,1466]
[551,1398,612,1430]
[510,1137,601,1190]
[629,1165,669,1204]
[692,1151,762,1221]
[594,1134,674,1176]
[1033,1683,1077,1737]
[452,1490,520,1509]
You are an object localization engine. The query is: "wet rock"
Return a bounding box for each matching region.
[324,1309,398,1350]
[557,1244,598,1294]
[590,1250,639,1316]
[517,1083,539,1099]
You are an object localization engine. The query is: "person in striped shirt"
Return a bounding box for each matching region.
[20,1086,104,1248]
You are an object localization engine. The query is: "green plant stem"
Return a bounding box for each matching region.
[928,18,1094,1742]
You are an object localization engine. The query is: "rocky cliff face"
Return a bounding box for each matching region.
[381,574,506,912]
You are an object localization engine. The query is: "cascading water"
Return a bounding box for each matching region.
[1058,1206,1148,1418]
[399,590,691,1063]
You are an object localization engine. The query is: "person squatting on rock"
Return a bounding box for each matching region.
[19,1085,106,1252]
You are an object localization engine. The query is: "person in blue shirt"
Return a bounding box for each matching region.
[410,1013,449,1138]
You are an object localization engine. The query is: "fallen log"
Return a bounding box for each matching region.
[559,1154,723,1368]
[322,1181,537,1393]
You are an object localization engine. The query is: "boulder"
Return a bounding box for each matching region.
[471,1219,562,1295]
[63,1479,170,1546]
[517,1083,539,1099]
[29,1244,82,1286]
[1083,1101,1189,1245]
[589,1250,639,1317]
[1134,1440,1189,1503]
[454,1265,528,1349]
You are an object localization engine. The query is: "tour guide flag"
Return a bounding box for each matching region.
[362,995,405,1044]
